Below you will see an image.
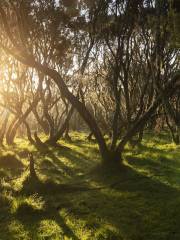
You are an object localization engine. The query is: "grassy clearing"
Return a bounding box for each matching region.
[0,132,180,240]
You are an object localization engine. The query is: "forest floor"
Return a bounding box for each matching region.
[0,132,180,240]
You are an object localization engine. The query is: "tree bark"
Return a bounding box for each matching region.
[7,97,39,145]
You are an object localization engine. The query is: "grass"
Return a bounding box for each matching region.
[0,131,180,240]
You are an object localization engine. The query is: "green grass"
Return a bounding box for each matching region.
[0,132,180,240]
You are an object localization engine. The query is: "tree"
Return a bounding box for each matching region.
[0,0,179,165]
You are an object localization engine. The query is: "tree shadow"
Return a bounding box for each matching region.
[38,148,76,179]
[55,147,96,166]
[19,175,89,196]
[143,131,172,144]
[15,201,80,240]
[37,144,98,183]
[14,175,94,239]
[138,144,176,155]
[2,162,180,240]
[1,134,180,239]
[126,155,180,187]
[0,154,24,169]
[67,164,180,239]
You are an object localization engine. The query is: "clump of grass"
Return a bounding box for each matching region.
[11,194,45,214]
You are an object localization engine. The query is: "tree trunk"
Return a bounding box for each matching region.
[165,113,180,145]
[33,108,49,135]
[64,123,72,141]
[7,97,39,145]
[87,132,93,141]
[46,106,74,145]
[6,117,18,145]
[28,153,37,179]
[24,121,36,146]
[0,113,9,145]
[32,65,109,162]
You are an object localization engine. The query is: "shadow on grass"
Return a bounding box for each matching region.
[37,146,76,179]
[72,164,180,239]
[2,162,180,240]
[143,131,172,144]
[54,147,96,166]
[14,175,93,239]
[137,144,177,155]
[126,155,180,186]
[0,154,24,169]
[19,175,89,196]
[37,143,99,182]
[1,133,180,239]
[15,201,80,240]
